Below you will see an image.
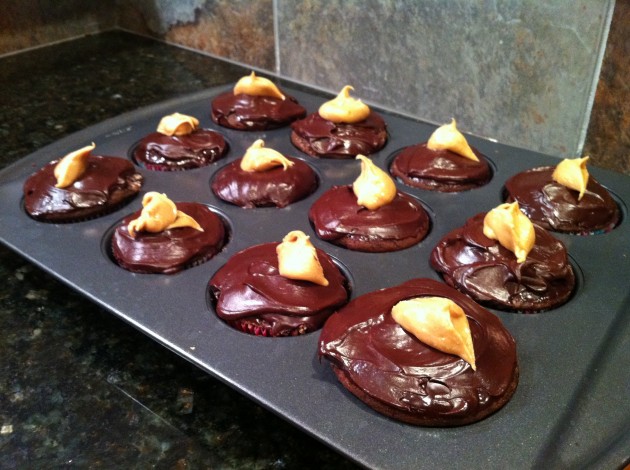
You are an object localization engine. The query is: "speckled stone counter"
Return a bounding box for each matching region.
[0,31,357,469]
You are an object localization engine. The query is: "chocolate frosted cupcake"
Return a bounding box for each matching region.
[309,156,430,252]
[132,112,228,171]
[504,157,620,234]
[111,192,226,274]
[211,72,306,131]
[209,231,349,337]
[211,139,318,208]
[319,278,519,426]
[431,202,575,312]
[24,143,143,223]
[390,119,492,192]
[291,86,387,159]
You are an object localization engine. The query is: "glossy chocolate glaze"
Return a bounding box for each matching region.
[309,185,430,252]
[431,213,575,312]
[319,278,518,426]
[112,202,226,274]
[209,243,349,337]
[211,157,318,208]
[290,112,387,159]
[23,155,143,222]
[211,92,306,130]
[390,143,491,192]
[132,129,228,171]
[504,166,620,233]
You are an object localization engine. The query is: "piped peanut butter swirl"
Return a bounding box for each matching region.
[276,230,329,286]
[483,202,535,263]
[391,296,476,370]
[353,155,397,210]
[157,112,200,136]
[552,156,590,200]
[240,139,294,172]
[318,85,370,123]
[427,119,479,162]
[128,192,203,237]
[234,71,285,100]
[54,143,96,188]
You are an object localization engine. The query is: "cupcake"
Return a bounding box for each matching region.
[319,278,519,426]
[132,112,228,171]
[209,230,349,337]
[111,192,226,274]
[430,202,575,312]
[504,157,620,234]
[309,155,430,252]
[211,72,306,131]
[23,143,143,223]
[211,139,318,208]
[390,119,492,192]
[291,86,387,159]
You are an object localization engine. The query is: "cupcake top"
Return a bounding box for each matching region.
[209,230,349,337]
[309,155,430,252]
[211,72,306,131]
[211,139,318,208]
[430,202,575,312]
[504,157,620,234]
[111,192,226,274]
[390,119,492,192]
[291,86,387,159]
[132,112,228,171]
[23,143,143,222]
[319,278,519,426]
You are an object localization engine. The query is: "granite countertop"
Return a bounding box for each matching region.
[0,31,358,469]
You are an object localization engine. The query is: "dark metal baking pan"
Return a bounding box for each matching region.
[1,85,628,469]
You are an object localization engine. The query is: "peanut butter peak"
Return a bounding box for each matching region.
[240,139,294,172]
[352,155,397,210]
[157,112,199,136]
[427,119,479,162]
[276,230,328,286]
[128,192,203,237]
[53,143,95,188]
[318,85,370,123]
[391,297,476,370]
[552,156,590,200]
[233,71,285,100]
[483,202,535,263]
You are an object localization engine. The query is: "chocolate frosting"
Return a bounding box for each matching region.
[430,213,575,312]
[211,157,318,208]
[211,92,306,130]
[23,155,143,222]
[390,143,491,191]
[111,202,226,274]
[132,129,228,171]
[319,278,518,426]
[309,185,430,251]
[209,243,349,336]
[291,112,387,159]
[504,166,620,233]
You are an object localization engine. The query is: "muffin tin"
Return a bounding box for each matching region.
[1,85,629,469]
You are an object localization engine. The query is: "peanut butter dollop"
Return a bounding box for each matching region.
[240,139,294,172]
[552,156,590,200]
[233,71,285,100]
[128,192,203,237]
[276,230,328,286]
[391,296,476,370]
[352,155,397,210]
[318,85,371,123]
[53,142,95,188]
[427,119,479,162]
[483,202,535,263]
[157,112,200,136]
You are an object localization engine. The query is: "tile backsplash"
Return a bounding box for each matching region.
[2,0,628,174]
